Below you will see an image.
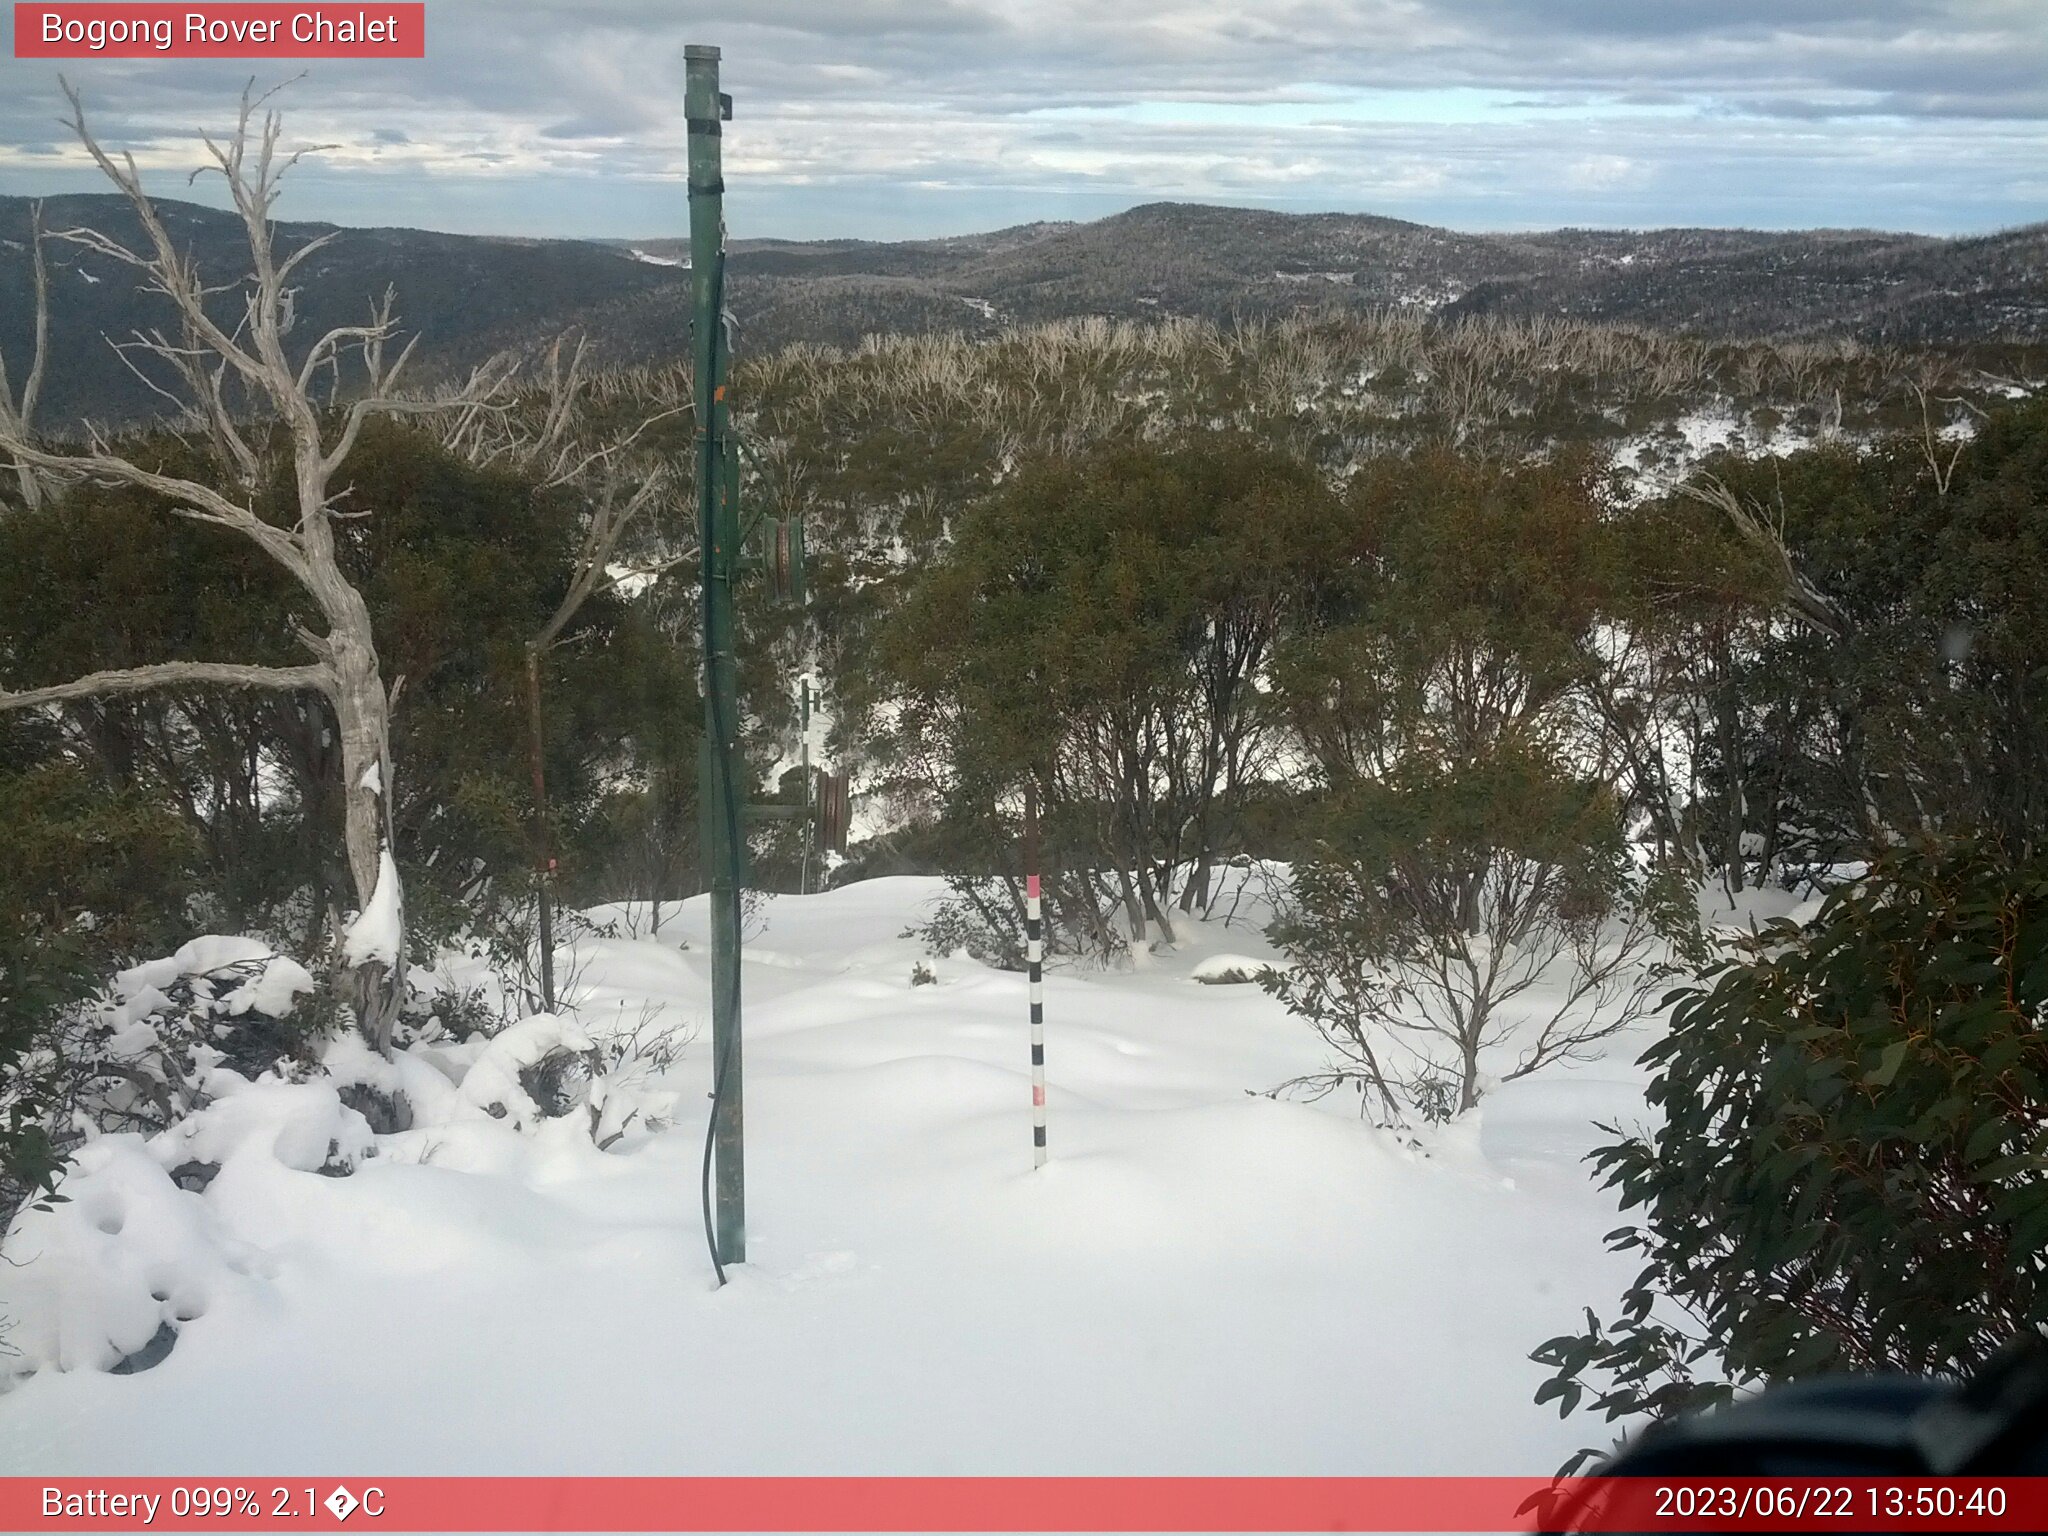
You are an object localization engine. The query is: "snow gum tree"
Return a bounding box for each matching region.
[1268,449,1671,1119]
[868,434,1341,960]
[0,84,508,1059]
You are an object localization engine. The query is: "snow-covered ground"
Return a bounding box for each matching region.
[0,876,1661,1476]
[1608,401,1820,497]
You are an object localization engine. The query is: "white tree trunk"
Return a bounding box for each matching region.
[323,584,404,1055]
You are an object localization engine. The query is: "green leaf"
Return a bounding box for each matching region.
[1868,1038,1910,1088]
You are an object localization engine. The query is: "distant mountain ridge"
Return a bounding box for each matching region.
[3,194,2042,425]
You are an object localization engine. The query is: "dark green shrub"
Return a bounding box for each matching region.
[1533,839,2048,1469]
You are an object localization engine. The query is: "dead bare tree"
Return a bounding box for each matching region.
[0,200,51,510]
[1679,474,1847,639]
[433,330,689,1007]
[0,81,511,1059]
[1905,374,1982,499]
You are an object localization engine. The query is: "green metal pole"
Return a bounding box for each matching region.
[688,42,744,1265]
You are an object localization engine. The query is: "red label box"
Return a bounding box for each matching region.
[14,4,426,58]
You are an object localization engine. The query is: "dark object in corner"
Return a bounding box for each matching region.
[1547,1334,2048,1533]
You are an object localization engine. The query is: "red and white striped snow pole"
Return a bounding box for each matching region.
[1025,779,1047,1168]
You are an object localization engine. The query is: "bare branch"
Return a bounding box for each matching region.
[1679,474,1847,639]
[274,228,340,287]
[18,200,49,432]
[535,470,668,653]
[1907,379,1970,498]
[0,660,332,713]
[0,436,311,580]
[295,316,394,396]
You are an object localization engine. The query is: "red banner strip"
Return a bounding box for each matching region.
[5,1477,2048,1532]
[13,5,425,58]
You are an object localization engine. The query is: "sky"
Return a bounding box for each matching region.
[1,1,2045,242]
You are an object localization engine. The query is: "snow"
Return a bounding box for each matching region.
[1189,952,1284,984]
[114,935,274,1004]
[151,1072,377,1178]
[1608,401,1820,498]
[603,560,662,599]
[340,848,403,968]
[107,935,315,1032]
[0,1139,262,1376]
[457,1013,592,1131]
[221,957,316,1018]
[0,876,1653,1475]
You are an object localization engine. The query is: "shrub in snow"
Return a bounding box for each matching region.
[585,1067,676,1153]
[316,1028,457,1137]
[459,1014,595,1132]
[405,981,501,1045]
[907,891,1028,972]
[109,936,320,1078]
[1190,954,1280,985]
[0,935,323,1218]
[0,923,96,1217]
[0,934,689,1380]
[454,1012,679,1149]
[1265,746,1668,1124]
[583,1015,683,1151]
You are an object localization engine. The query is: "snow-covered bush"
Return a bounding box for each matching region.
[584,1014,684,1151]
[0,936,321,1205]
[457,1011,679,1149]
[460,1013,595,1130]
[1190,954,1281,985]
[0,926,687,1382]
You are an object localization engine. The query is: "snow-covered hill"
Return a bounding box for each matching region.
[0,876,1658,1475]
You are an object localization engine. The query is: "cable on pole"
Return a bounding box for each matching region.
[1025,779,1047,1167]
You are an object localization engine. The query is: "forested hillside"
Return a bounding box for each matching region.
[6,192,2045,425]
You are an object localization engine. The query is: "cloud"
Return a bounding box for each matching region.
[1564,154,1649,192]
[0,1,2041,237]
